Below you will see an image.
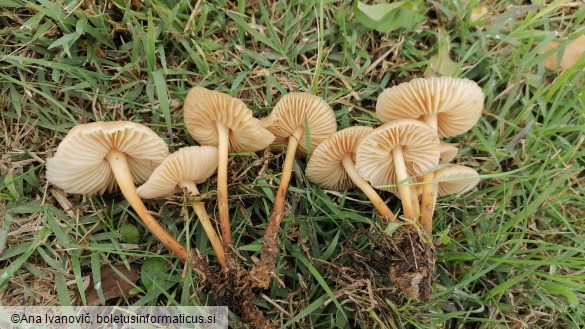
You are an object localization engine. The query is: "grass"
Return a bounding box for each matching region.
[1,0,584,328]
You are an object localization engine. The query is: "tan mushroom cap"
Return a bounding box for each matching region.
[259,113,287,151]
[46,121,169,195]
[265,92,337,156]
[356,119,440,189]
[306,126,373,190]
[183,87,275,152]
[137,146,218,199]
[259,113,275,129]
[543,35,585,71]
[434,165,479,197]
[440,141,459,163]
[376,77,485,137]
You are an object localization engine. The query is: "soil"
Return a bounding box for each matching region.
[333,223,436,303]
[387,225,435,302]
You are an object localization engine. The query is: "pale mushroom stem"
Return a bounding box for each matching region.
[420,180,443,235]
[180,182,226,268]
[106,150,189,262]
[420,115,439,235]
[216,122,233,247]
[250,126,304,289]
[341,154,396,221]
[391,147,416,220]
[411,187,420,219]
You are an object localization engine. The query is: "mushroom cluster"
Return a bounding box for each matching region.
[304,77,483,232]
[45,88,277,327]
[303,76,483,300]
[374,76,483,235]
[45,78,484,324]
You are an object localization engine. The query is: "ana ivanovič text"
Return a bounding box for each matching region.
[11,312,219,325]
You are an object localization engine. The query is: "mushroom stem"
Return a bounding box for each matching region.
[216,122,232,247]
[419,172,435,235]
[411,187,420,219]
[106,150,188,262]
[341,154,396,221]
[181,182,226,268]
[391,147,416,220]
[250,126,304,289]
[423,114,438,131]
[420,114,439,235]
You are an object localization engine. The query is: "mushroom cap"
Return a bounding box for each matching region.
[46,121,169,195]
[306,126,373,190]
[183,87,275,152]
[543,35,585,71]
[356,119,440,190]
[434,164,479,197]
[439,141,459,163]
[137,146,218,199]
[266,92,337,156]
[376,77,485,137]
[259,113,275,129]
[259,113,287,151]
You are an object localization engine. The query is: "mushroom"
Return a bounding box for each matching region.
[250,92,337,288]
[355,119,440,220]
[439,141,459,163]
[306,126,396,221]
[376,77,484,234]
[376,77,484,137]
[419,165,480,213]
[136,146,226,267]
[543,35,585,71]
[46,121,189,261]
[183,87,275,247]
[432,164,480,197]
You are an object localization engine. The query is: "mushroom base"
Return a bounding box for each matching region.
[323,222,435,323]
[222,249,277,329]
[388,225,435,302]
[194,249,276,329]
[248,223,280,289]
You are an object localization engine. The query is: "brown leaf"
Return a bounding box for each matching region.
[85,264,140,306]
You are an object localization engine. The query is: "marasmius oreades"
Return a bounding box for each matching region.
[250,92,337,289]
[356,119,441,221]
[46,121,189,261]
[137,146,226,268]
[183,87,275,248]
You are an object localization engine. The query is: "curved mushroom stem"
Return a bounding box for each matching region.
[106,150,189,262]
[341,154,396,221]
[391,147,416,220]
[250,126,304,289]
[420,115,439,235]
[180,182,226,268]
[216,122,232,247]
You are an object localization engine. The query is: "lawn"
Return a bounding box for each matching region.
[1,0,584,328]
